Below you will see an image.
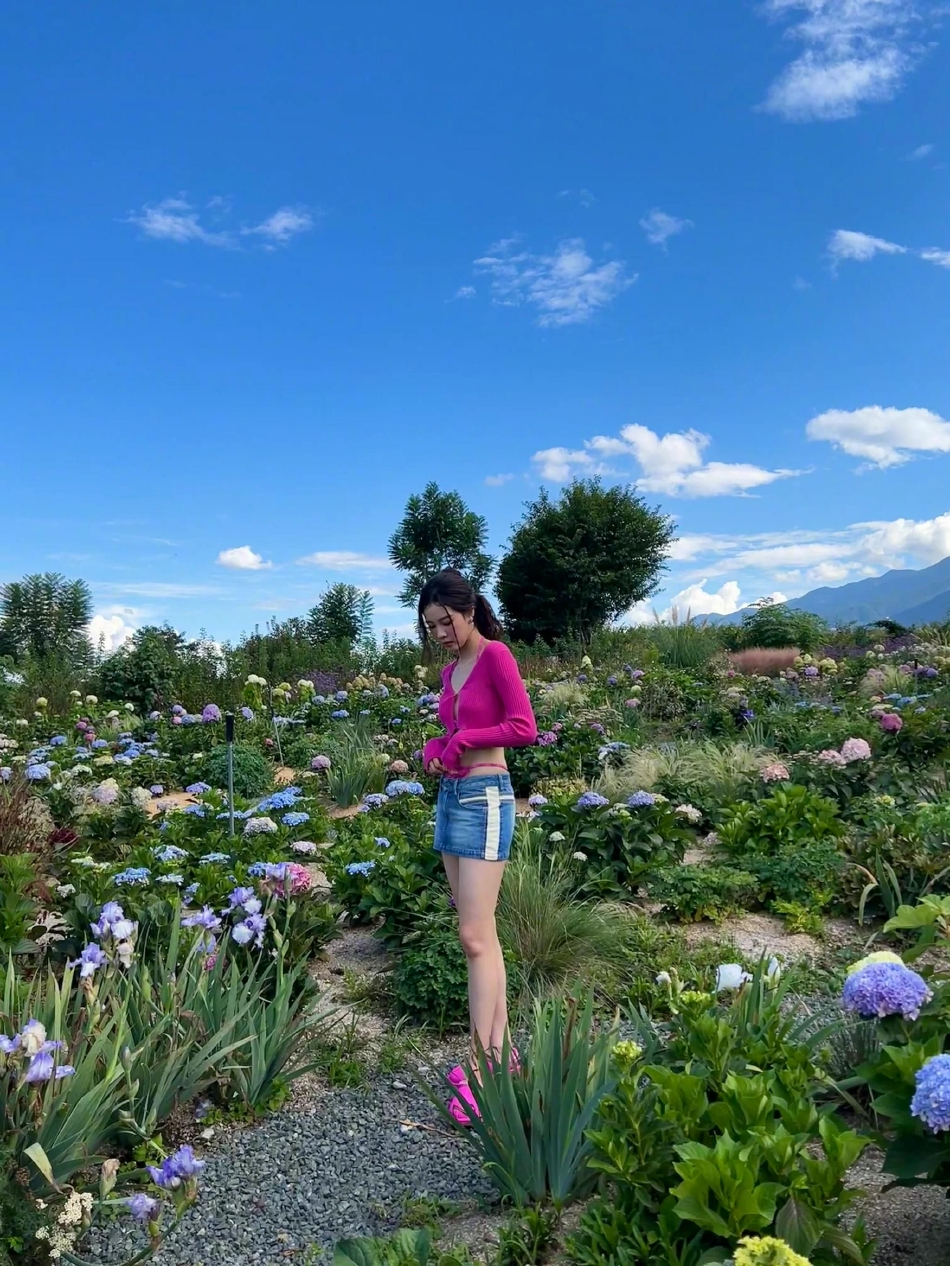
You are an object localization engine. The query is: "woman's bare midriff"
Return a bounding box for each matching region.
[458,746,507,777]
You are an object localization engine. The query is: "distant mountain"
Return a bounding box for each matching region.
[711,556,950,628]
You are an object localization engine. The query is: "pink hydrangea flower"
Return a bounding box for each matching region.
[761,763,790,783]
[311,755,331,771]
[817,749,847,766]
[880,713,904,733]
[388,759,409,774]
[841,737,871,763]
[625,699,640,709]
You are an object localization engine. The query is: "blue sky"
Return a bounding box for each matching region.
[2,1,949,648]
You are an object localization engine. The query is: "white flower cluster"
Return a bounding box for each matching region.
[35,1190,93,1260]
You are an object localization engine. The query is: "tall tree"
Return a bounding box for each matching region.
[307,583,374,646]
[496,480,674,644]
[388,482,493,607]
[0,573,93,663]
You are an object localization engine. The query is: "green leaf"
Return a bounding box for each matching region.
[25,1143,55,1187]
[775,1195,821,1255]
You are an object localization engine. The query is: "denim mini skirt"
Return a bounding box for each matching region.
[434,773,516,862]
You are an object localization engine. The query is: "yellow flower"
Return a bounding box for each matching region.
[733,1236,812,1266]
[846,950,903,976]
[612,1040,643,1069]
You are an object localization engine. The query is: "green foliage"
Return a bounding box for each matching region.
[428,994,618,1209]
[388,481,494,608]
[731,600,829,653]
[536,795,692,899]
[648,612,722,670]
[333,1228,476,1266]
[198,742,272,797]
[323,726,389,806]
[718,786,844,857]
[0,572,93,663]
[650,864,761,924]
[496,479,675,645]
[97,624,184,713]
[741,842,844,911]
[308,583,375,647]
[598,740,768,816]
[574,966,869,1266]
[0,854,40,954]
[495,1205,560,1266]
[392,913,470,1031]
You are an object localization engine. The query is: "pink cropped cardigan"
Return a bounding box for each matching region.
[422,639,538,777]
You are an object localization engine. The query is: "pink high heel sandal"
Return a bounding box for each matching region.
[447,1079,480,1126]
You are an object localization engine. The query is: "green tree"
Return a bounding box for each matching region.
[734,598,828,653]
[0,573,93,663]
[307,584,374,647]
[496,480,674,645]
[96,625,185,713]
[388,482,494,607]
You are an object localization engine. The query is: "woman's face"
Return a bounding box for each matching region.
[422,603,474,653]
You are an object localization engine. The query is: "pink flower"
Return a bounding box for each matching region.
[817,749,847,766]
[880,713,903,733]
[311,754,331,771]
[841,737,871,763]
[171,715,183,726]
[761,762,790,783]
[388,759,409,774]
[265,738,274,748]
[625,699,640,709]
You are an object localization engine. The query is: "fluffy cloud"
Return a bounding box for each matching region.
[297,550,392,570]
[216,546,273,570]
[532,424,799,498]
[484,473,514,486]
[806,405,950,468]
[639,209,693,248]
[473,237,635,326]
[921,248,950,269]
[86,609,139,652]
[760,0,931,122]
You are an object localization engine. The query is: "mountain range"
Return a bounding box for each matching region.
[713,556,950,628]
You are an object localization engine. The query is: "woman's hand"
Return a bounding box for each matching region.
[426,757,446,776]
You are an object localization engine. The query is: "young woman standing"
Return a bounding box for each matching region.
[419,569,537,1124]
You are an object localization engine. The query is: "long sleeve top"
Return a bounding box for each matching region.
[422,639,537,777]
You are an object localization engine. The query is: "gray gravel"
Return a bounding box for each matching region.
[84,1076,493,1266]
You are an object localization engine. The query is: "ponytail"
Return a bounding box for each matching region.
[473,593,503,641]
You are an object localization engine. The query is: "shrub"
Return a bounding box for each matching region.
[198,743,272,798]
[392,913,469,1031]
[649,863,761,924]
[718,785,844,857]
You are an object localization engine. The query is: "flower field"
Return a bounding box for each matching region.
[2,627,950,1265]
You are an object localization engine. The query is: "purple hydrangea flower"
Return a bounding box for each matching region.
[528,794,548,807]
[842,961,933,1021]
[311,755,331,771]
[201,704,221,723]
[911,1054,950,1133]
[575,791,609,810]
[361,793,390,811]
[537,731,558,747]
[628,791,656,808]
[385,779,425,797]
[240,706,255,720]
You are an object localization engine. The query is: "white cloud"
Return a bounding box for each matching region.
[668,533,726,561]
[909,142,935,159]
[484,473,514,486]
[92,582,224,598]
[241,207,313,246]
[296,550,392,571]
[858,512,950,566]
[806,405,950,468]
[761,0,931,122]
[828,229,906,263]
[809,561,852,582]
[558,189,596,207]
[127,197,235,247]
[473,237,635,327]
[532,424,799,498]
[921,248,950,269]
[639,209,693,248]
[667,580,743,618]
[86,609,139,651]
[216,545,273,571]
[454,286,476,299]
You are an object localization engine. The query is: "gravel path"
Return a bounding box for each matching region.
[85,1077,493,1265]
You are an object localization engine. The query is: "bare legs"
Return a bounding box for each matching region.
[441,853,509,1064]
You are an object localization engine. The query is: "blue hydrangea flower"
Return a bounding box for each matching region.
[575,791,609,810]
[361,793,390,811]
[331,709,349,720]
[183,804,206,817]
[385,780,425,797]
[374,836,391,848]
[346,860,376,876]
[200,852,231,865]
[186,781,212,795]
[50,735,67,747]
[335,690,349,701]
[156,873,184,886]
[256,789,302,812]
[528,794,548,807]
[26,764,51,781]
[154,844,187,863]
[113,867,151,887]
[240,706,255,721]
[842,961,933,1021]
[628,791,656,808]
[91,739,109,750]
[911,1054,950,1133]
[282,811,310,827]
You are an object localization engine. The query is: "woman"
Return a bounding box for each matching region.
[419,569,537,1124]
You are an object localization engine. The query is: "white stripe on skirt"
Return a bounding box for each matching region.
[484,785,501,861]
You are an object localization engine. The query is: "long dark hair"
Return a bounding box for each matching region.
[417,569,503,657]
